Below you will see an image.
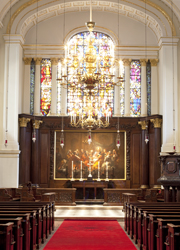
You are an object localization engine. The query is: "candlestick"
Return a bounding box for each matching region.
[71,161,74,181]
[97,161,100,181]
[80,161,83,181]
[105,162,109,181]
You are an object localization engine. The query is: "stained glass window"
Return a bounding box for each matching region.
[147,61,151,116]
[57,60,61,115]
[130,60,141,116]
[40,59,52,116]
[120,62,125,116]
[67,31,114,116]
[30,59,35,115]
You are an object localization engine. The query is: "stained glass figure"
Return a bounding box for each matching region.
[147,61,151,116]
[130,60,141,116]
[40,59,52,116]
[30,59,35,115]
[57,60,61,115]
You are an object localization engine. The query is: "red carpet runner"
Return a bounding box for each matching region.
[44,220,137,250]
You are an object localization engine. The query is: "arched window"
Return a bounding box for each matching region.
[40,59,52,116]
[67,31,115,116]
[30,59,35,115]
[130,60,141,116]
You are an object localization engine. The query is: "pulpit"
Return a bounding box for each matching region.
[158,153,180,202]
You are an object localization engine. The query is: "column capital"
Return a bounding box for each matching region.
[150,59,159,66]
[33,120,43,129]
[51,58,59,66]
[23,57,32,65]
[34,58,42,65]
[150,118,162,128]
[122,59,131,67]
[19,118,31,128]
[138,120,148,130]
[140,59,148,66]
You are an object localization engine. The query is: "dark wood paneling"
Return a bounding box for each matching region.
[19,126,31,185]
[149,133,155,187]
[132,133,141,187]
[40,131,49,186]
[18,114,162,189]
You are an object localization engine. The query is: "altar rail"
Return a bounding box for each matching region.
[103,188,142,206]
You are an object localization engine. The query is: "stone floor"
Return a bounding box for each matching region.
[54,205,124,220]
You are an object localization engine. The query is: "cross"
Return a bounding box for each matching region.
[87,157,93,177]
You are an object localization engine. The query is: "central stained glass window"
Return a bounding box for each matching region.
[67,31,114,116]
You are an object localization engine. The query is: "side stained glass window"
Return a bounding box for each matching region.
[30,59,35,115]
[130,60,141,116]
[120,62,125,116]
[67,31,114,116]
[57,60,61,115]
[40,59,52,116]
[147,61,151,116]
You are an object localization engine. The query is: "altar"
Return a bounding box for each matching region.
[71,180,108,200]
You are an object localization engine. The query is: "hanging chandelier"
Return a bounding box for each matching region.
[58,0,116,131]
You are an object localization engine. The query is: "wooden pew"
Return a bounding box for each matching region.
[0,201,51,239]
[156,218,180,250]
[0,222,15,250]
[0,213,30,250]
[148,214,180,250]
[140,210,180,250]
[127,202,180,242]
[0,217,23,250]
[0,204,44,247]
[165,224,180,250]
[0,210,36,250]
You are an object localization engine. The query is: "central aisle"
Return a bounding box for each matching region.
[43,220,137,250]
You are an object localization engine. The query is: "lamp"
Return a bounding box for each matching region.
[144,0,149,144]
[59,0,115,132]
[32,0,39,143]
[116,117,121,149]
[60,117,64,148]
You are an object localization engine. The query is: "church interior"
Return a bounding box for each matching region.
[0,0,180,249]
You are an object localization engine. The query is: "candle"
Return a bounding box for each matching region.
[72,161,73,179]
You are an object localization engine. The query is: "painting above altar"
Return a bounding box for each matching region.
[54,130,126,180]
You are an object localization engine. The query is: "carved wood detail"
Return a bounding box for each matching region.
[50,130,54,180]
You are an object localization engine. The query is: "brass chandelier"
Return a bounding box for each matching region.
[58,0,121,134]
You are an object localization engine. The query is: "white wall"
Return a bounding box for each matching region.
[25,11,158,46]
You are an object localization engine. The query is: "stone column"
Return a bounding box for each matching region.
[23,58,32,114]
[159,38,179,152]
[19,117,31,185]
[50,58,58,116]
[0,35,23,188]
[31,120,43,185]
[140,59,147,116]
[123,59,131,116]
[150,118,162,188]
[34,58,42,115]
[150,59,159,115]
[138,120,149,189]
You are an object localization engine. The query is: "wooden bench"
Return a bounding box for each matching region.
[0,222,15,250]
[0,204,45,245]
[165,224,180,250]
[156,218,180,250]
[0,213,30,250]
[0,217,23,250]
[0,210,36,250]
[148,214,180,250]
[139,209,180,250]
